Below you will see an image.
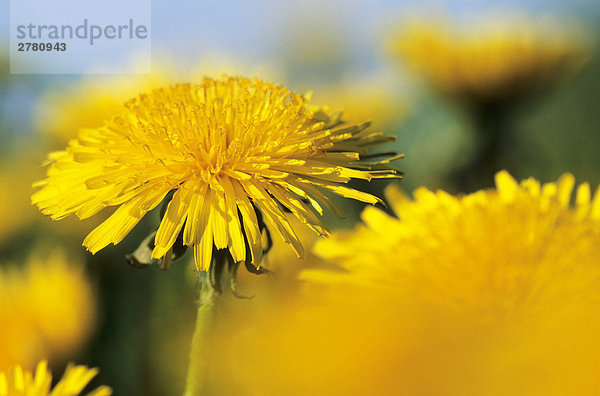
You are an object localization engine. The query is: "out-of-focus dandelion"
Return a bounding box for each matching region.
[309,72,409,130]
[0,360,111,396]
[205,171,600,395]
[388,14,587,105]
[387,14,589,191]
[311,170,600,307]
[0,250,96,370]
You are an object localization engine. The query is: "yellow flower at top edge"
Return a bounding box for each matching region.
[311,170,600,318]
[32,76,401,271]
[0,360,111,396]
[387,14,588,104]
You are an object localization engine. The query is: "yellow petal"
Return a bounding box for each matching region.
[557,173,575,207]
[152,185,194,259]
[232,179,262,266]
[211,189,230,250]
[183,183,209,246]
[220,176,246,263]
[84,188,168,254]
[194,217,214,271]
[495,170,519,201]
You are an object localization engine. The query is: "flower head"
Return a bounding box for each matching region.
[312,171,600,317]
[387,14,588,104]
[0,360,111,396]
[0,249,96,370]
[204,171,600,395]
[32,77,400,271]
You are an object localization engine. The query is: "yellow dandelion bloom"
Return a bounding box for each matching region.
[312,171,600,309]
[387,14,588,104]
[307,171,600,393]
[0,360,111,396]
[204,171,600,395]
[0,250,96,370]
[32,76,400,272]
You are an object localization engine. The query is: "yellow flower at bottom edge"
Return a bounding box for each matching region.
[205,171,600,395]
[32,76,400,272]
[0,360,111,396]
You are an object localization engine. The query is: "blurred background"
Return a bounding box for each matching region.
[0,0,599,394]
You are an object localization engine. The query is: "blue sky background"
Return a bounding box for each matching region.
[2,0,599,68]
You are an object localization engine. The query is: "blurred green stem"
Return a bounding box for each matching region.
[450,102,516,193]
[183,276,220,396]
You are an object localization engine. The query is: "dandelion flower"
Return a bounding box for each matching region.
[0,250,96,370]
[312,170,600,311]
[306,170,600,393]
[0,360,111,396]
[387,14,588,105]
[205,171,600,395]
[32,77,400,272]
[387,14,589,191]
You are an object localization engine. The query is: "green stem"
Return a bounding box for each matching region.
[183,276,220,396]
[450,102,517,193]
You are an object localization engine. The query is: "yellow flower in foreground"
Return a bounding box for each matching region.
[388,14,588,103]
[0,360,111,396]
[312,170,600,313]
[206,171,600,395]
[0,250,96,370]
[32,77,400,271]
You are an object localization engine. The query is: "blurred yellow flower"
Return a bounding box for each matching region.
[387,14,588,104]
[0,250,96,370]
[312,170,600,312]
[0,360,111,396]
[206,171,600,395]
[32,76,400,272]
[309,72,409,129]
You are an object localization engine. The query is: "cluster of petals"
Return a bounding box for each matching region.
[33,77,399,271]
